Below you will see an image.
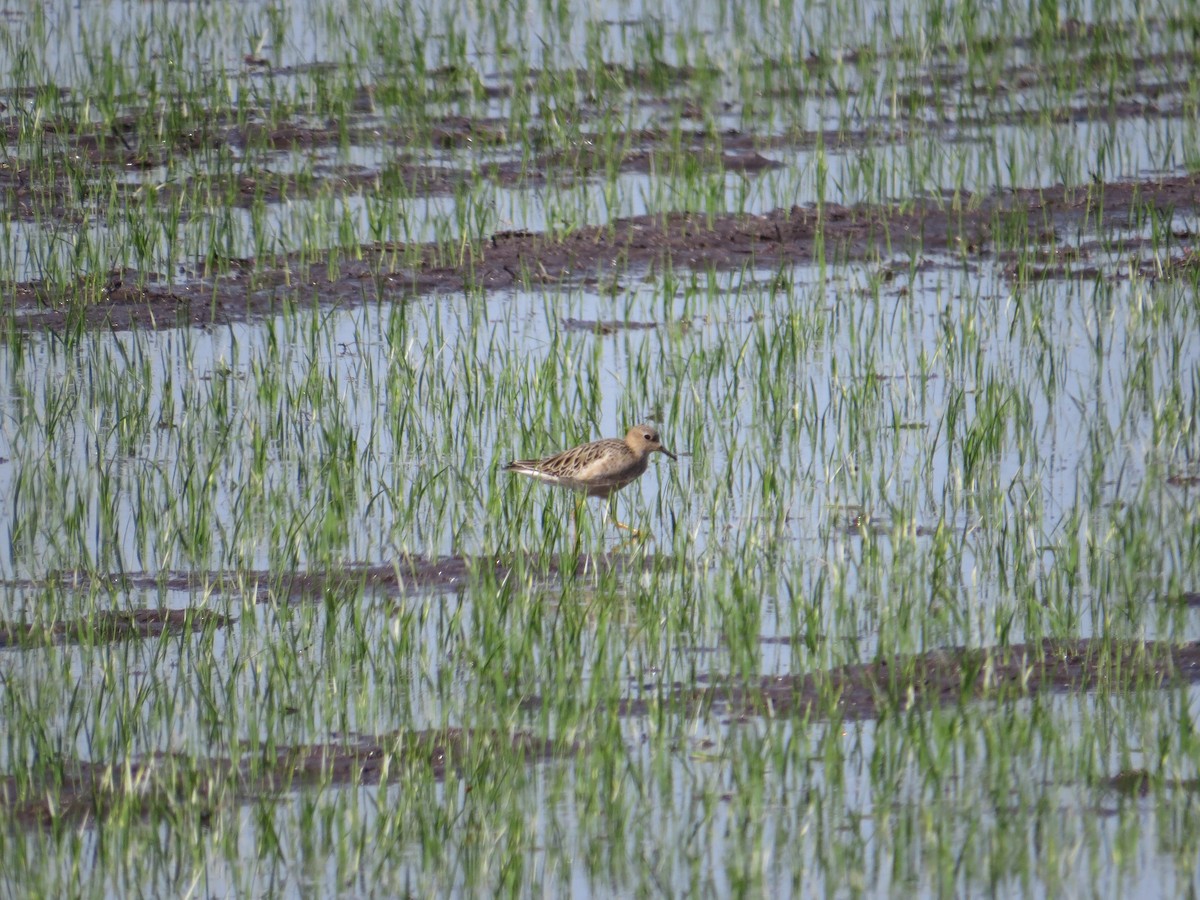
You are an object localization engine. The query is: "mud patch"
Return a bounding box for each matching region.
[12,552,657,604]
[1101,768,1200,798]
[561,317,659,334]
[0,728,567,829]
[9,170,1200,332]
[615,638,1200,721]
[2,119,781,222]
[0,608,231,648]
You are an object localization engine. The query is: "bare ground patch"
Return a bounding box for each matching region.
[612,638,1200,721]
[5,552,660,606]
[0,728,568,829]
[8,171,1200,332]
[0,608,230,647]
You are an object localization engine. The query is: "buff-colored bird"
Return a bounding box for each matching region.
[503,424,676,537]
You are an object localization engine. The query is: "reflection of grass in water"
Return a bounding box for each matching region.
[1,0,1200,895]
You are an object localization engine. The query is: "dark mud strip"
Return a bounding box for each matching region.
[10,552,656,603]
[1102,769,1200,798]
[9,171,1200,332]
[1,124,780,220]
[0,728,567,829]
[146,146,778,209]
[0,608,231,648]
[615,638,1200,721]
[10,561,1192,611]
[269,552,656,599]
[561,317,659,334]
[999,237,1200,282]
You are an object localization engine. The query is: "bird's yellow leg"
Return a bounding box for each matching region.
[609,497,650,543]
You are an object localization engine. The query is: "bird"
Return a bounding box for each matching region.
[503,424,677,538]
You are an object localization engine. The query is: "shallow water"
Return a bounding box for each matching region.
[2,0,1200,896]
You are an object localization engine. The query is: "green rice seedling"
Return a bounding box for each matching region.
[1,0,1200,894]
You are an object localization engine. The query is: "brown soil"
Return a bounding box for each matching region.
[10,171,1200,332]
[0,608,230,647]
[561,317,659,334]
[2,116,786,221]
[9,552,655,608]
[0,728,567,829]
[614,638,1200,721]
[1102,768,1200,797]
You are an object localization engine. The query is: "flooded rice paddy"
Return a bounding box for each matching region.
[2,0,1200,895]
